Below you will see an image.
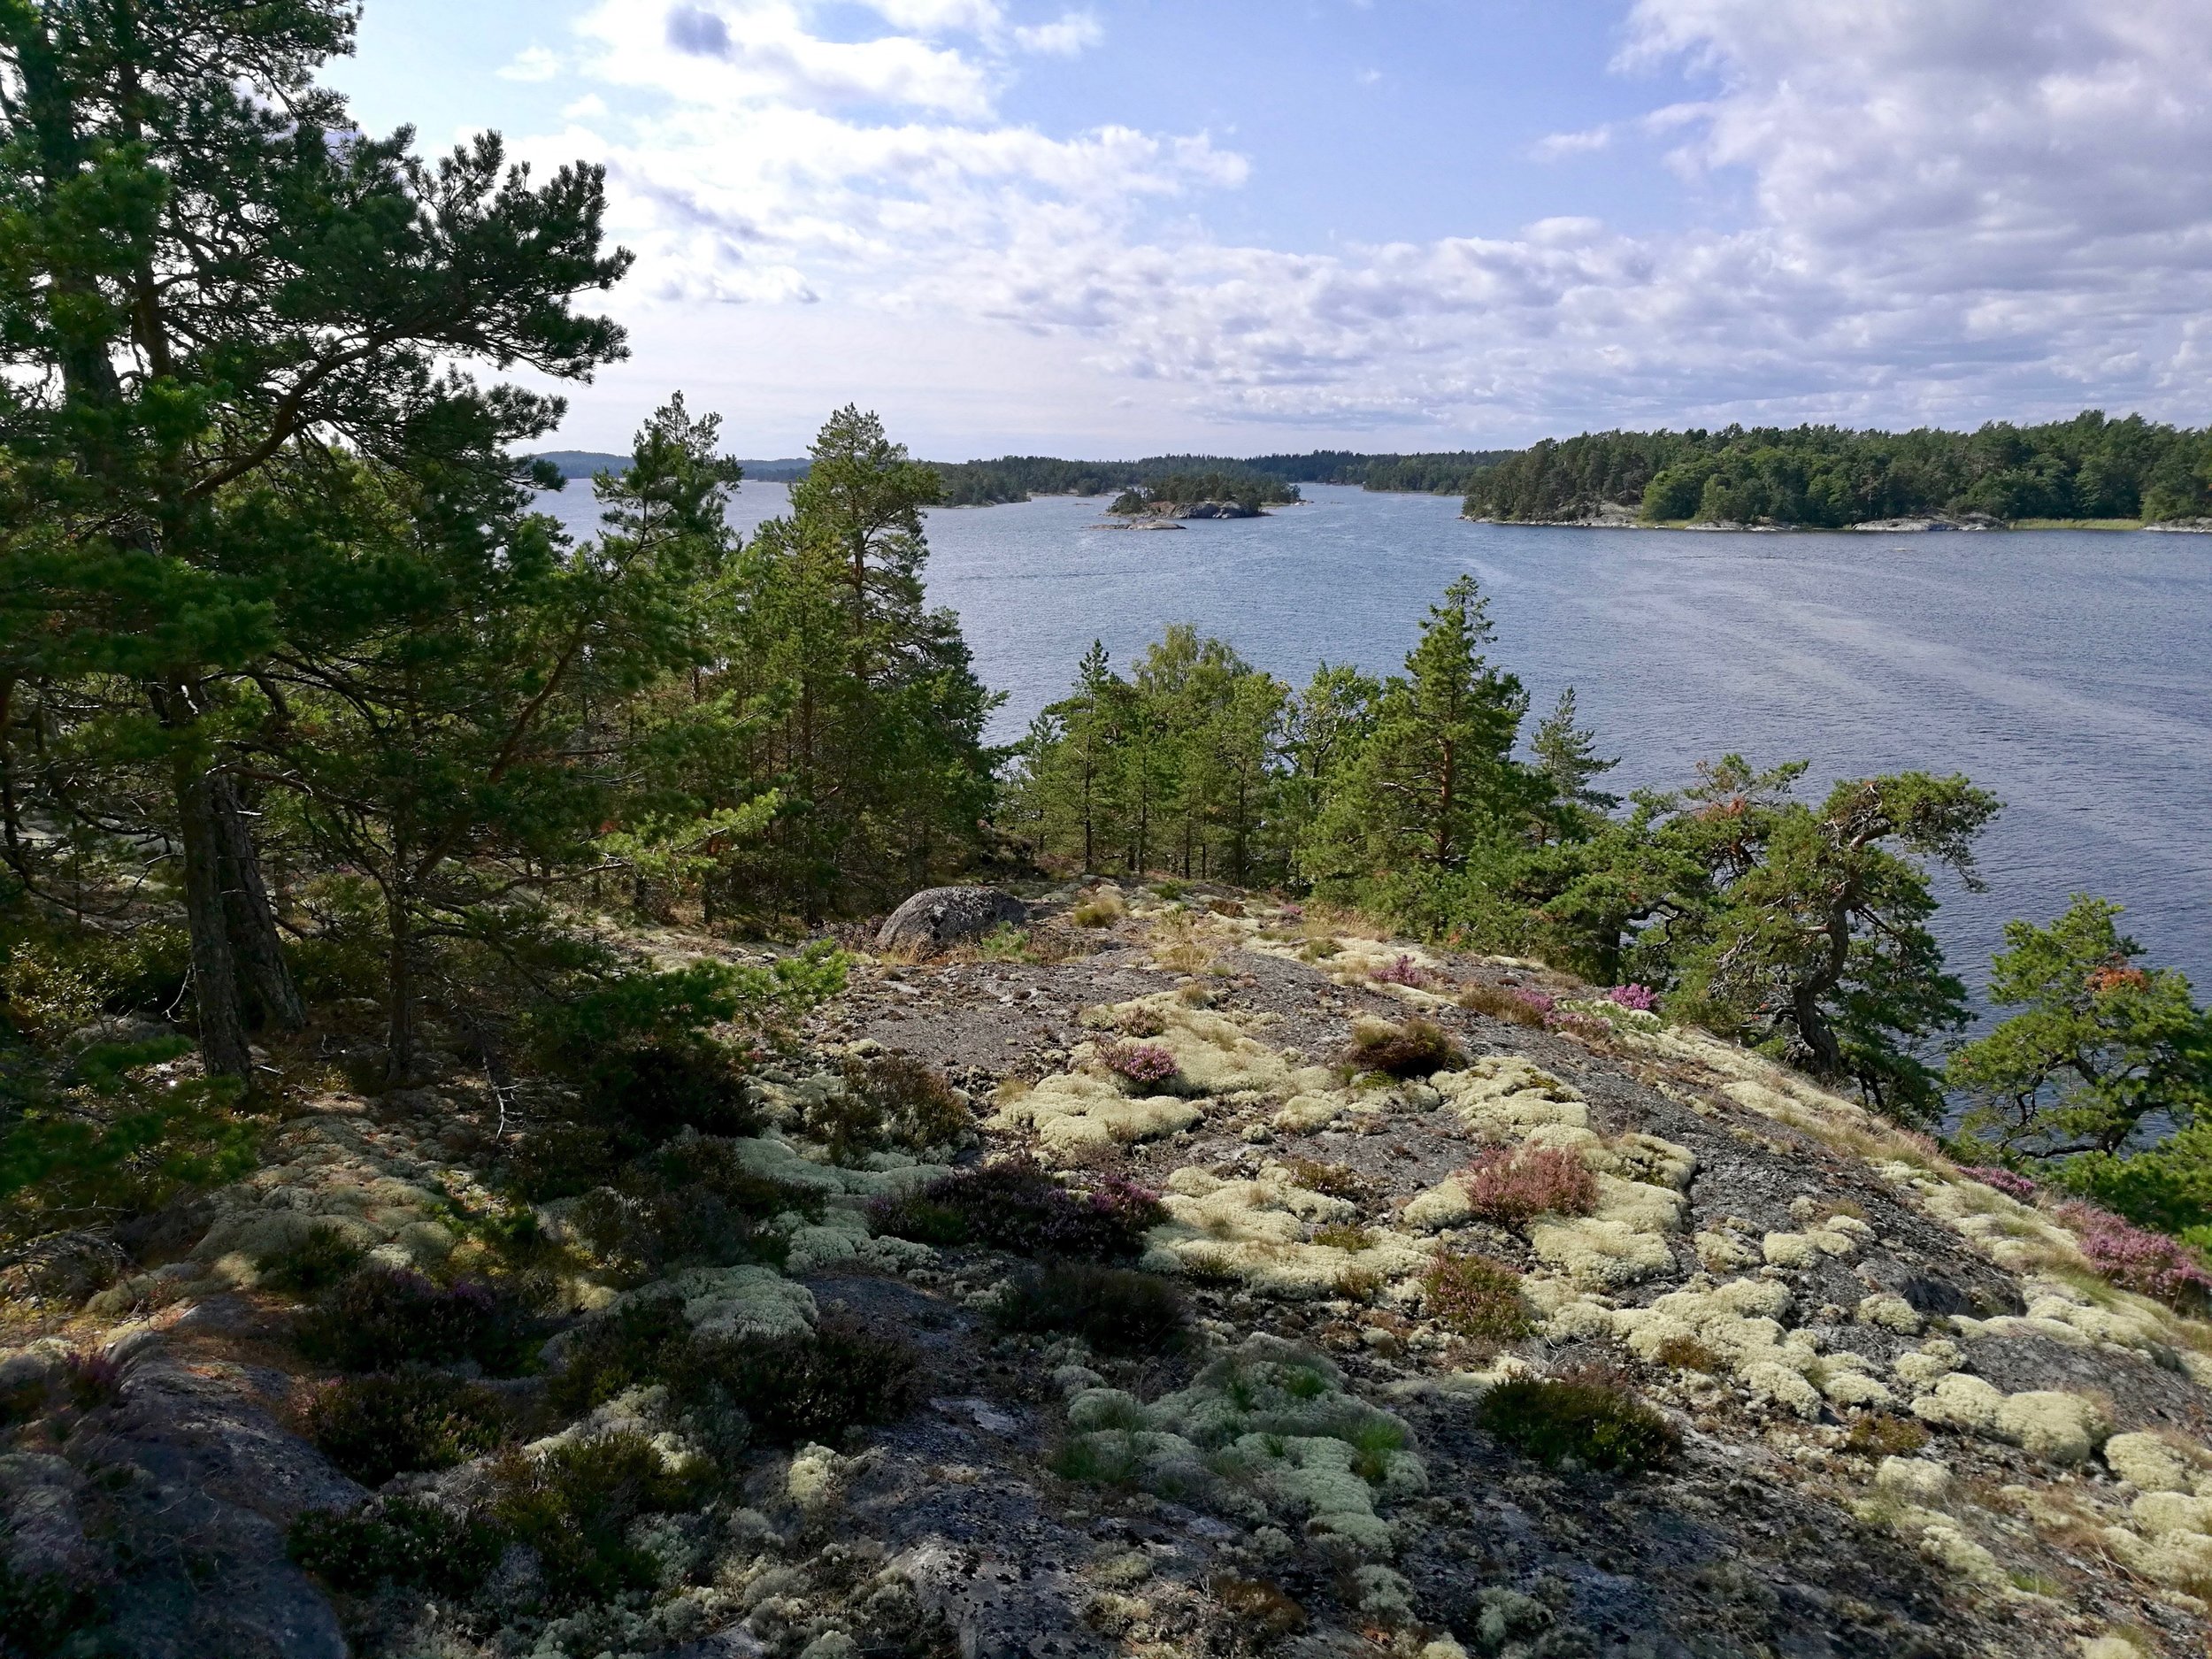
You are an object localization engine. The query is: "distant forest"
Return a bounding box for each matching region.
[1462,411,2212,527]
[932,449,1510,504]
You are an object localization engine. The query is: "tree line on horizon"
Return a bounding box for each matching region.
[1463,412,2212,527]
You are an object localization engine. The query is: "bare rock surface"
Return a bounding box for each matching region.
[7,877,2212,1659]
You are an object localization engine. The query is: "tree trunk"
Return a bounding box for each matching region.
[211,773,303,1029]
[384,887,418,1086]
[174,761,251,1079]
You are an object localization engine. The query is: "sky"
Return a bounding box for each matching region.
[333,0,2212,457]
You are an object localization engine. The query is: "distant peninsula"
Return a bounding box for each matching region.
[1459,411,2212,531]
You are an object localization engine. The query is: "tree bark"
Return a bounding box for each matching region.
[384,887,418,1086]
[211,773,303,1029]
[174,761,251,1078]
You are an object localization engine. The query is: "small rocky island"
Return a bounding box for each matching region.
[1109,471,1302,521]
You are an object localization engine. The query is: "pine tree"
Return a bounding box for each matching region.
[0,0,626,1073]
[1532,687,1620,817]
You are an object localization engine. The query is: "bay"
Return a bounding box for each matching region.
[537,478,2212,995]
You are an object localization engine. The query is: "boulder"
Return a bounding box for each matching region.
[876,887,1026,957]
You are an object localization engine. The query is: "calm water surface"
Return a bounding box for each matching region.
[541,480,2212,995]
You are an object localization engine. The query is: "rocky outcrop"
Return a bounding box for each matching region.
[876,886,1027,957]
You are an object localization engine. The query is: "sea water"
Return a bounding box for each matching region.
[539,480,2212,995]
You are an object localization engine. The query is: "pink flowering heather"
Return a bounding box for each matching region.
[1514,989,1555,1017]
[1102,1041,1179,1087]
[2056,1202,2212,1311]
[1279,902,1304,920]
[1461,1145,1599,1225]
[1546,1010,1616,1041]
[1607,984,1658,1013]
[1957,1165,2038,1202]
[1370,954,1438,989]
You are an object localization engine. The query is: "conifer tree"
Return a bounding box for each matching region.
[0,0,627,1073]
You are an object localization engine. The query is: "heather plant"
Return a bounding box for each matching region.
[1342,1017,1463,1079]
[1420,1251,1537,1340]
[254,1225,368,1296]
[1102,1041,1179,1087]
[1456,981,1547,1028]
[2056,1202,2212,1311]
[995,1262,1188,1355]
[1608,984,1659,1012]
[490,1431,712,1606]
[1956,1165,2039,1202]
[305,1369,513,1487]
[1477,1370,1677,1473]
[295,1268,543,1376]
[289,1498,504,1598]
[1370,954,1440,989]
[872,1159,1164,1259]
[841,1052,972,1152]
[1460,1145,1598,1225]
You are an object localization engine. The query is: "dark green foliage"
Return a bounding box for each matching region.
[994,1262,1187,1355]
[874,1160,1165,1260]
[0,1554,98,1657]
[839,1052,972,1154]
[718,1315,923,1446]
[863,1193,972,1246]
[2055,1125,2212,1244]
[1463,413,2212,526]
[1477,1371,1678,1473]
[508,1122,624,1202]
[547,1301,918,1448]
[289,1497,506,1598]
[1949,896,2212,1160]
[1107,473,1300,514]
[295,1268,541,1376]
[1344,1018,1463,1079]
[305,1369,513,1486]
[1845,1414,1931,1456]
[585,1041,760,1139]
[254,1225,367,1295]
[1419,1253,1537,1340]
[489,1431,710,1606]
[930,449,1493,506]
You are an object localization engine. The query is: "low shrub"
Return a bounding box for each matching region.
[995,1262,1187,1355]
[1420,1252,1536,1340]
[289,1496,503,1597]
[0,1554,97,1658]
[862,1191,971,1246]
[1956,1165,2039,1202]
[254,1225,367,1295]
[1311,1222,1373,1251]
[1115,1005,1167,1038]
[568,1139,824,1276]
[841,1052,972,1153]
[1477,1369,1677,1473]
[1102,1041,1179,1087]
[1212,1575,1309,1644]
[873,1160,1165,1260]
[1546,1010,1615,1043]
[305,1368,513,1487]
[490,1431,710,1606]
[716,1313,921,1446]
[1652,1334,1724,1373]
[1460,1145,1598,1225]
[1071,891,1126,928]
[2056,1202,2212,1311]
[1369,955,1440,989]
[548,1302,918,1449]
[1606,984,1658,1013]
[1845,1413,1930,1456]
[1283,1157,1371,1201]
[507,1121,622,1202]
[1342,1017,1462,1079]
[1455,982,1548,1028]
[295,1267,542,1376]
[585,1040,759,1139]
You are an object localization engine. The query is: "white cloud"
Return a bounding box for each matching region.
[497,44,563,81]
[538,0,2212,440]
[1014,12,1102,56]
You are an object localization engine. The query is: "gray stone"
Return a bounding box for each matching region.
[876,887,1027,958]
